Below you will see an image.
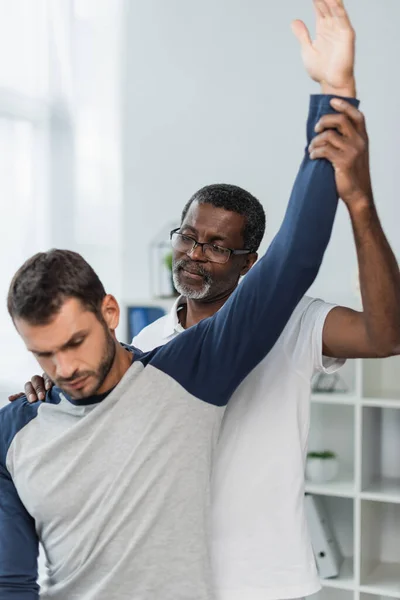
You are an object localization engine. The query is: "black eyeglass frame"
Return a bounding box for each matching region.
[170,228,253,263]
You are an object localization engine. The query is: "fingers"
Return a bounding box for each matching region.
[314,0,330,19]
[43,373,53,391]
[8,392,25,402]
[330,98,367,135]
[24,382,38,403]
[325,0,353,28]
[310,130,347,155]
[24,375,47,403]
[9,376,50,404]
[291,20,312,51]
[32,374,47,401]
[315,113,358,139]
[309,141,342,163]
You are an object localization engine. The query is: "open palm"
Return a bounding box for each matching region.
[292,0,355,91]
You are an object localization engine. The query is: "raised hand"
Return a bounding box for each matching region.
[292,0,356,97]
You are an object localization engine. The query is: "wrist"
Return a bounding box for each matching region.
[346,193,375,218]
[321,77,357,99]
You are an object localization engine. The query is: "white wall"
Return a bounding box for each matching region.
[121,0,400,309]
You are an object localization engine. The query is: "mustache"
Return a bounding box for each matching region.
[57,371,93,385]
[173,258,212,283]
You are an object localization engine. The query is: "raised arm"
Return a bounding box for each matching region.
[309,101,400,359]
[0,463,39,599]
[152,93,358,400]
[150,0,360,403]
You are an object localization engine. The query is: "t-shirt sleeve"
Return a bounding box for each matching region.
[309,300,346,374]
[284,298,345,380]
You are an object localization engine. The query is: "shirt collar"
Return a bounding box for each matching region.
[162,295,186,339]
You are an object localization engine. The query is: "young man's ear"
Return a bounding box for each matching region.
[240,253,258,277]
[101,295,120,332]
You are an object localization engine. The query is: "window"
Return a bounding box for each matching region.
[0,0,124,401]
[0,2,53,397]
[0,0,49,98]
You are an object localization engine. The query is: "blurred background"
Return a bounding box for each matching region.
[0,0,399,393]
[1,2,400,593]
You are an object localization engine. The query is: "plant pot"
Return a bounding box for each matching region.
[306,457,339,483]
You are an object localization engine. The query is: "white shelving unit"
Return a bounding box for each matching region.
[307,356,400,600]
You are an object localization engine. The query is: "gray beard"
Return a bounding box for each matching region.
[172,257,213,300]
[172,269,212,300]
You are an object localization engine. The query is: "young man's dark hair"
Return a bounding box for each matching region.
[181,183,266,252]
[7,249,106,325]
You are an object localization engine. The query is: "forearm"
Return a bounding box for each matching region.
[350,197,400,354]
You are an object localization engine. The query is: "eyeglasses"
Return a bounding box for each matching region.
[170,229,252,265]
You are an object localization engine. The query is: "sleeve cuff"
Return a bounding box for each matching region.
[310,93,360,111]
[313,302,346,374]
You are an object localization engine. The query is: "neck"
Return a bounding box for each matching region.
[96,341,133,395]
[183,289,236,328]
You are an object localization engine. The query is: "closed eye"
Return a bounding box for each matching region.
[32,337,85,358]
[35,351,52,359]
[66,339,84,349]
[211,244,229,254]
[181,234,196,243]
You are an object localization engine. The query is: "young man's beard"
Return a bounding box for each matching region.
[57,328,117,399]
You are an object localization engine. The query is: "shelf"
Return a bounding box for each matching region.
[360,562,400,598]
[362,407,400,489]
[309,404,355,486]
[311,393,357,405]
[363,356,400,400]
[308,356,400,600]
[309,589,354,600]
[321,557,354,591]
[361,501,400,596]
[361,477,400,504]
[361,594,399,600]
[362,398,400,409]
[305,474,355,498]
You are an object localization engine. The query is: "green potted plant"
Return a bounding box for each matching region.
[306,450,338,483]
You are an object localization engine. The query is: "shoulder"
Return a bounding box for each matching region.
[0,397,40,464]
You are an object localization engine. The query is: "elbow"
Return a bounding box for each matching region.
[387,330,400,357]
[372,338,400,358]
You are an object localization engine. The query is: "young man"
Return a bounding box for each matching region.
[6,2,400,600]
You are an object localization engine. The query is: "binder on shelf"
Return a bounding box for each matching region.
[305,494,342,579]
